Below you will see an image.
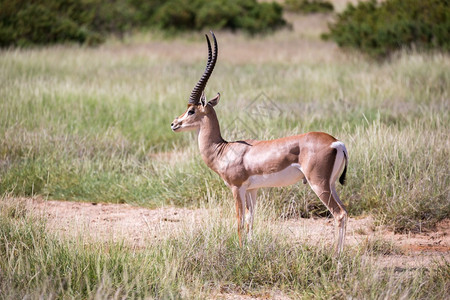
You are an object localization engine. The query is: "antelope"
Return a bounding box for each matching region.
[171,32,349,254]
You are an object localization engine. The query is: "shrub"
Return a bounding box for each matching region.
[152,0,287,34]
[85,0,139,36]
[234,1,287,34]
[0,0,95,47]
[151,0,196,31]
[324,0,450,58]
[195,0,242,30]
[284,0,334,14]
[0,0,104,47]
[0,0,287,47]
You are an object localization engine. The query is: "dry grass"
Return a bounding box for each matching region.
[1,197,449,299]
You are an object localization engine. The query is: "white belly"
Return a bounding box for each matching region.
[246,163,305,189]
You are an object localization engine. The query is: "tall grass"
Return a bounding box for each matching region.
[1,15,449,231]
[1,198,448,299]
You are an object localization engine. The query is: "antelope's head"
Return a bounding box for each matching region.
[171,32,220,132]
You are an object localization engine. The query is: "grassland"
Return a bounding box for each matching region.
[1,197,449,299]
[0,11,449,299]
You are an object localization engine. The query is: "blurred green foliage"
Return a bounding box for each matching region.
[0,0,287,47]
[0,0,102,46]
[284,0,334,14]
[126,0,287,34]
[323,0,450,58]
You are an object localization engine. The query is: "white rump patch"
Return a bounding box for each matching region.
[330,141,348,158]
[330,141,348,186]
[331,141,344,149]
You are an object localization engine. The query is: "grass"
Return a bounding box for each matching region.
[2,21,448,231]
[0,197,448,299]
[0,6,450,216]
[1,5,449,298]
[358,236,404,256]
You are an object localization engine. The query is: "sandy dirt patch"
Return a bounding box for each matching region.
[27,198,209,248]
[25,198,449,269]
[14,198,447,299]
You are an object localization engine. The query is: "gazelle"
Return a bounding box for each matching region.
[171,32,349,254]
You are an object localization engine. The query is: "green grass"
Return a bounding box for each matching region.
[1,10,449,299]
[1,198,448,299]
[0,16,449,233]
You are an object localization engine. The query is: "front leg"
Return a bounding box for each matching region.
[245,189,258,242]
[231,185,246,247]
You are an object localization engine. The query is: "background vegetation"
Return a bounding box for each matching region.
[2,0,449,59]
[0,0,287,47]
[324,0,450,57]
[284,0,334,14]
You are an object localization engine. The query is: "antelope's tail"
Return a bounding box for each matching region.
[339,145,348,185]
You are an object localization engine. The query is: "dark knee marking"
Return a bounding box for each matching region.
[336,211,348,223]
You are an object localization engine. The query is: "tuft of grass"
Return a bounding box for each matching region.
[359,237,404,256]
[0,196,28,219]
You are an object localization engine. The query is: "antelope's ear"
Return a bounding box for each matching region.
[207,93,220,107]
[200,91,207,106]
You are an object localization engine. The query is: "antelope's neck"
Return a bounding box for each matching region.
[197,110,226,170]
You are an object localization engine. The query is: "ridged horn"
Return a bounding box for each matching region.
[188,31,218,105]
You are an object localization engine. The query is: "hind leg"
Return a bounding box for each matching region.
[308,180,347,255]
[329,153,348,255]
[303,146,348,255]
[331,182,347,254]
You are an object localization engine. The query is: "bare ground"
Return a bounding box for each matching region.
[15,198,447,299]
[26,198,449,267]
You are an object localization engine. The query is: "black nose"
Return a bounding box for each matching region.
[170,123,174,127]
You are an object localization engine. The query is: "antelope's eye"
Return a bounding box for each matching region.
[187,110,195,115]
